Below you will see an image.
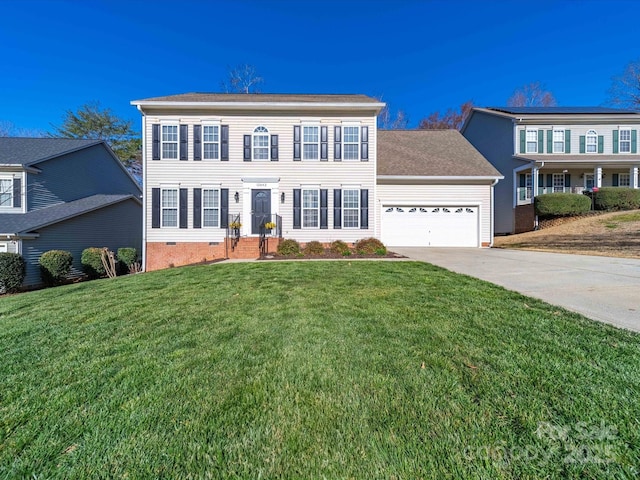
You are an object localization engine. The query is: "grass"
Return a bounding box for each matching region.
[602,211,640,229]
[1,261,639,479]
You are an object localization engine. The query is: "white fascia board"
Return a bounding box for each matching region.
[131,101,386,112]
[377,175,504,181]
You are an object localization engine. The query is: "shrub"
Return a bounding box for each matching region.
[303,241,325,256]
[39,250,73,286]
[277,239,300,256]
[354,238,387,255]
[593,187,640,211]
[330,240,351,256]
[0,253,26,293]
[534,193,592,217]
[117,248,138,274]
[81,247,106,279]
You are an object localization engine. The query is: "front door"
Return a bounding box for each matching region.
[251,189,271,234]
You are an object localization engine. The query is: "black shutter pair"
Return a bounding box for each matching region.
[292,189,328,229]
[333,189,369,229]
[151,124,189,160]
[150,187,187,228]
[193,188,229,228]
[243,134,280,161]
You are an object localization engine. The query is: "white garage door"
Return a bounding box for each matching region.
[381,206,479,247]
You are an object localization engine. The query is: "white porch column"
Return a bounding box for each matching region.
[531,165,539,203]
[595,166,603,188]
[631,166,639,189]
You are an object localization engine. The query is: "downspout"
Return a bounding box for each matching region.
[490,179,498,247]
[137,105,147,272]
[533,161,544,230]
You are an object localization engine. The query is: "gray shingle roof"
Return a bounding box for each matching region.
[0,138,102,166]
[487,107,639,115]
[0,194,138,235]
[132,93,381,104]
[377,130,502,177]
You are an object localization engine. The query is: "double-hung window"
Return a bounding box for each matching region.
[586,130,597,153]
[202,188,220,227]
[618,173,631,187]
[161,188,178,227]
[619,129,631,153]
[302,189,319,227]
[161,125,178,159]
[553,129,564,153]
[203,125,219,160]
[0,178,12,207]
[253,126,269,160]
[343,189,360,228]
[343,126,360,160]
[303,126,319,160]
[526,129,538,153]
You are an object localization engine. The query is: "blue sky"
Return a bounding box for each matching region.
[2,0,639,134]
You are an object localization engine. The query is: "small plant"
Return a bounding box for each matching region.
[330,240,351,256]
[39,250,73,286]
[117,248,137,275]
[375,247,388,256]
[0,253,25,293]
[277,239,301,256]
[264,221,276,230]
[81,247,106,279]
[354,238,386,255]
[229,221,242,229]
[303,241,325,256]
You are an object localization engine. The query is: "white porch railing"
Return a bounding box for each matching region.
[517,186,587,205]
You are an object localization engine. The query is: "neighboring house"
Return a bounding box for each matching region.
[0,138,142,287]
[462,107,640,234]
[131,93,501,271]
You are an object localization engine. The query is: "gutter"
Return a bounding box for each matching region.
[377,175,504,181]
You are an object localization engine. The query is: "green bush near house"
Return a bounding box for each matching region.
[81,247,106,279]
[354,237,387,255]
[39,250,73,286]
[302,241,325,256]
[0,253,26,293]
[534,193,592,217]
[117,248,138,274]
[330,240,351,256]
[593,187,640,211]
[277,239,301,256]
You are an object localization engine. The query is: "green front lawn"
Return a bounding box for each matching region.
[1,261,638,478]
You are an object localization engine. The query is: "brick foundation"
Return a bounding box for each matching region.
[514,204,535,233]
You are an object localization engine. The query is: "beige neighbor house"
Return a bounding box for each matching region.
[131,93,502,271]
[462,107,640,234]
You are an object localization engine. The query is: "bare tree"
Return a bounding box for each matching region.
[377,97,409,129]
[417,101,474,130]
[0,121,45,137]
[608,58,640,109]
[220,64,263,94]
[507,82,557,107]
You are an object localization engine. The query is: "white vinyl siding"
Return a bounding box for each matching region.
[343,189,359,228]
[302,126,319,160]
[203,125,219,160]
[343,126,359,160]
[302,189,319,228]
[161,125,178,159]
[0,178,12,207]
[161,188,178,227]
[553,129,564,153]
[526,129,538,153]
[202,188,220,227]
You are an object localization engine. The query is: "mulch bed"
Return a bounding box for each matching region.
[259,251,406,260]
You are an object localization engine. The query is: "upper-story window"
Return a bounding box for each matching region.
[586,130,597,153]
[253,126,269,160]
[526,129,538,153]
[203,125,219,160]
[553,129,565,153]
[619,129,631,153]
[161,125,178,159]
[343,126,360,160]
[303,126,319,160]
[0,178,12,207]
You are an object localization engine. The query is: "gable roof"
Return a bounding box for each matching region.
[0,194,140,235]
[0,138,103,166]
[487,106,639,115]
[132,92,381,104]
[377,130,502,178]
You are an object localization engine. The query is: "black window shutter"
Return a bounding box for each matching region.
[243,135,252,161]
[320,189,328,229]
[151,188,160,228]
[334,126,342,160]
[546,174,553,188]
[152,124,160,160]
[193,188,202,228]
[180,125,188,161]
[271,134,279,161]
[293,126,301,161]
[320,126,328,161]
[519,174,526,188]
[221,125,229,161]
[361,126,369,161]
[333,189,342,229]
[193,125,202,161]
[612,174,619,187]
[564,174,571,188]
[12,178,21,208]
[293,189,301,229]
[179,188,188,228]
[220,189,229,228]
[360,189,369,229]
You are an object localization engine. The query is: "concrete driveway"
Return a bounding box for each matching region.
[393,247,640,333]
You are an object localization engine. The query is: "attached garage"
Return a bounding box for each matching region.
[376,130,502,248]
[381,205,479,247]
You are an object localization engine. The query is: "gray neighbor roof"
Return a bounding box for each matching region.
[0,194,138,235]
[0,138,102,166]
[487,106,639,115]
[132,93,381,104]
[377,130,502,177]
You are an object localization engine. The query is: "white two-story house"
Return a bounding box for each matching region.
[462,107,640,234]
[133,93,501,270]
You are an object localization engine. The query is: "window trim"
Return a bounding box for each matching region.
[202,123,220,160]
[342,188,360,228]
[160,124,179,160]
[526,129,538,153]
[302,125,320,160]
[619,128,631,153]
[252,126,270,161]
[586,129,597,153]
[342,125,360,161]
[302,188,320,228]
[160,187,179,228]
[0,177,13,208]
[201,187,220,227]
[552,129,565,153]
[618,173,631,187]
[552,173,565,193]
